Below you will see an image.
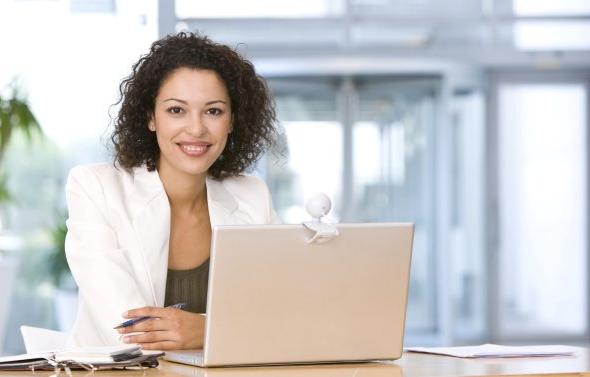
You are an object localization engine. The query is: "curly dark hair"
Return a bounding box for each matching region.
[111,32,277,179]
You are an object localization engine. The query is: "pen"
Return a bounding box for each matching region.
[113,302,187,329]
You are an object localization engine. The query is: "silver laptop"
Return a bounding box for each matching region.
[164,223,414,367]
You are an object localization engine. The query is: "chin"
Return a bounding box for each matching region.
[178,162,213,177]
[181,152,224,175]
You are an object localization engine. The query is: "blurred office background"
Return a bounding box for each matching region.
[0,0,588,354]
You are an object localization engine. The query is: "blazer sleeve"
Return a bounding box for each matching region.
[65,166,148,346]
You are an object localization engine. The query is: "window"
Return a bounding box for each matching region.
[353,79,438,333]
[449,89,486,341]
[513,0,590,16]
[514,21,590,51]
[176,0,345,19]
[497,83,588,338]
[512,0,590,51]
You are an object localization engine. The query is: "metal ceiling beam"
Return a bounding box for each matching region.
[180,14,590,27]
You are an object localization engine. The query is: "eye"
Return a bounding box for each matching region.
[166,106,184,115]
[206,108,223,116]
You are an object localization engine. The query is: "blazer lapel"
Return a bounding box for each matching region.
[206,177,237,227]
[128,166,170,308]
[206,177,257,226]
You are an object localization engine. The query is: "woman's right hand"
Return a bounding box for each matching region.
[117,306,205,350]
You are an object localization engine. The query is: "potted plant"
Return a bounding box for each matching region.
[0,81,42,353]
[0,82,42,202]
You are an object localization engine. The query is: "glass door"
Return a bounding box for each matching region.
[353,78,439,333]
[496,81,588,339]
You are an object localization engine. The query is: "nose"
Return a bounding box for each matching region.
[185,111,207,137]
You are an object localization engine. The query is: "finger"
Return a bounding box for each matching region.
[117,317,175,334]
[122,330,176,344]
[140,341,178,351]
[123,306,164,319]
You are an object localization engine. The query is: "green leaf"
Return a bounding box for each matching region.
[9,98,42,142]
[0,110,12,153]
[0,88,42,150]
[0,81,44,202]
[47,215,70,288]
[0,173,10,203]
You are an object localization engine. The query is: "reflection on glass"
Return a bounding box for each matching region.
[498,84,587,336]
[353,82,436,332]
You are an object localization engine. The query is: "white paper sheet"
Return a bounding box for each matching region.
[405,344,578,358]
[20,326,68,353]
[0,345,142,364]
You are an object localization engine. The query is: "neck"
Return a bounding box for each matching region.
[157,162,207,214]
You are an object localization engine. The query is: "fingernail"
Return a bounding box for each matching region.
[117,328,123,334]
[122,337,130,343]
[122,311,128,317]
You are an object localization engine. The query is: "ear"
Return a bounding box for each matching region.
[148,114,156,132]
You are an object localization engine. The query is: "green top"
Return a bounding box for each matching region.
[164,259,210,314]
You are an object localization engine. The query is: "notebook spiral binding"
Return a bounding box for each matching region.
[29,353,160,374]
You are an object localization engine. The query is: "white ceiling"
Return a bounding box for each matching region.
[166,0,590,69]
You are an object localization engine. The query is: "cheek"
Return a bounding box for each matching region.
[213,119,232,140]
[212,134,229,155]
[154,128,178,155]
[153,118,179,139]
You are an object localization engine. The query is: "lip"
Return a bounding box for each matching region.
[177,141,212,147]
[177,141,212,157]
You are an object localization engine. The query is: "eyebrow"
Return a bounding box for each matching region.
[162,98,227,106]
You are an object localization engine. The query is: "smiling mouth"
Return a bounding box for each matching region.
[177,143,211,157]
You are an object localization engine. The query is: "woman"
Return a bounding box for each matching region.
[65,32,279,350]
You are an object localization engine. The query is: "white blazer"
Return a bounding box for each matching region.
[64,163,280,347]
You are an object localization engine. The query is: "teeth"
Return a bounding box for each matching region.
[180,144,208,152]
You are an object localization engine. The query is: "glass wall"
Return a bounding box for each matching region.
[497,83,588,338]
[353,78,438,333]
[449,89,486,341]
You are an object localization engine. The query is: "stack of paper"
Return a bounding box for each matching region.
[0,345,164,371]
[405,344,577,358]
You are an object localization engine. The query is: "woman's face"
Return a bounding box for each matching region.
[149,67,232,178]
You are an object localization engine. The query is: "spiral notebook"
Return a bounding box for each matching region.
[0,345,163,371]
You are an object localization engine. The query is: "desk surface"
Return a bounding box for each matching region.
[1,348,588,377]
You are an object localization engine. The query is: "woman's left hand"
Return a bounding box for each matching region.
[117,306,205,350]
